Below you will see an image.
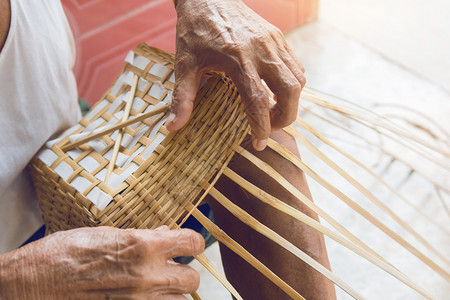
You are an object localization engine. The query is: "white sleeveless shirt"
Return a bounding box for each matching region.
[0,0,81,253]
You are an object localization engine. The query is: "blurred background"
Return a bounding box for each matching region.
[62,0,450,298]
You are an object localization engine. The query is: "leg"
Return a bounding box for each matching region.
[208,131,336,299]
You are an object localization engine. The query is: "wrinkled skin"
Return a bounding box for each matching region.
[0,0,309,299]
[167,0,306,151]
[0,226,205,299]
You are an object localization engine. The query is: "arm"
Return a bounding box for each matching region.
[167,0,306,151]
[0,226,204,299]
[0,0,11,53]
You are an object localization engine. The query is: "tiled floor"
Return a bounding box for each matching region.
[189,1,450,299]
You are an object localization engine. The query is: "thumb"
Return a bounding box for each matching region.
[166,66,201,132]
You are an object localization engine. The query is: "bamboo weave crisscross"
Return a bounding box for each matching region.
[29,43,449,299]
[29,44,249,233]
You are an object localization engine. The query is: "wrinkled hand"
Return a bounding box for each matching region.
[0,226,205,299]
[167,0,306,151]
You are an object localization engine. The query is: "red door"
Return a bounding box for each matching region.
[62,0,318,104]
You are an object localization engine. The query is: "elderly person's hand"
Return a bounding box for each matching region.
[166,0,306,151]
[0,226,204,299]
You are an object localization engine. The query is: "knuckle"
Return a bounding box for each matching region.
[282,78,302,99]
[268,24,284,39]
[246,89,270,108]
[252,32,270,46]
[186,268,201,292]
[246,98,270,124]
[299,63,306,74]
[121,230,152,259]
[271,103,297,128]
[297,73,306,88]
[165,274,181,289]
[183,230,205,254]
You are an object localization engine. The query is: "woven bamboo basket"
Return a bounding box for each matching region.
[29,43,449,299]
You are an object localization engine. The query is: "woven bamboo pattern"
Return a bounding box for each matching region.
[29,43,449,299]
[29,44,249,233]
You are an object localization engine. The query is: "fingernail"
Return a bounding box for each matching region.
[155,225,169,231]
[253,139,267,151]
[167,113,176,125]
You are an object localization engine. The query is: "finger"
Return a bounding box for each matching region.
[167,56,201,132]
[260,58,302,130]
[135,229,205,258]
[230,69,271,151]
[162,229,205,258]
[157,263,200,294]
[282,44,306,74]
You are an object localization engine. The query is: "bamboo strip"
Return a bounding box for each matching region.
[300,109,450,195]
[301,90,450,159]
[278,130,450,280]
[207,187,365,299]
[61,104,170,152]
[303,89,450,147]
[294,116,450,235]
[300,99,449,173]
[193,253,242,300]
[105,74,139,183]
[223,167,435,299]
[343,113,449,169]
[190,291,201,300]
[295,117,450,240]
[188,204,305,300]
[371,103,450,145]
[280,127,450,269]
[234,145,382,262]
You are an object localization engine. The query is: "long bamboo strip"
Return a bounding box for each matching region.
[300,101,450,175]
[303,88,450,147]
[294,116,450,236]
[301,108,450,195]
[61,104,170,152]
[193,254,242,300]
[234,145,383,262]
[188,204,305,300]
[308,103,449,172]
[342,113,449,170]
[295,117,450,236]
[301,90,450,159]
[277,129,450,269]
[190,291,201,300]
[105,74,139,183]
[223,167,436,299]
[371,103,450,145]
[207,187,366,300]
[303,89,450,152]
[270,133,450,281]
